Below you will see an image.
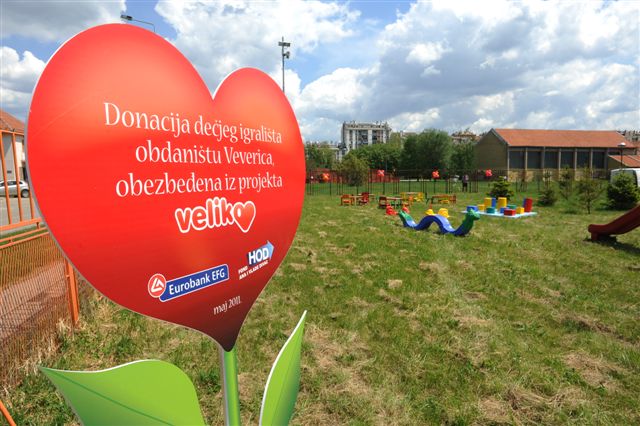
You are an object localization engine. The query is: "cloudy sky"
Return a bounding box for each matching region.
[1,0,638,142]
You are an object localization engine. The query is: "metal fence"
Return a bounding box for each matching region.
[1,128,89,387]
[306,169,512,196]
[305,168,609,197]
[0,229,81,385]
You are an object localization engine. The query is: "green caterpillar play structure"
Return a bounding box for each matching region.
[398,210,480,236]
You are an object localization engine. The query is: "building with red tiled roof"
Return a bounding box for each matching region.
[1,109,27,182]
[0,109,25,133]
[475,128,639,179]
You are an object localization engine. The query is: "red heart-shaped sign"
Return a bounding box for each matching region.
[27,24,305,351]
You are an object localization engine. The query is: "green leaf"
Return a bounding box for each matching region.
[260,311,307,426]
[40,360,205,425]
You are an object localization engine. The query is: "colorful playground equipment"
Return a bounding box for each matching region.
[588,204,640,241]
[437,208,449,218]
[467,197,536,218]
[425,207,449,217]
[398,209,480,236]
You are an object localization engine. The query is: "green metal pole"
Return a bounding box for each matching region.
[219,346,241,426]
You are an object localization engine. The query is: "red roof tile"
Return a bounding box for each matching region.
[494,128,630,148]
[609,154,640,168]
[0,109,25,133]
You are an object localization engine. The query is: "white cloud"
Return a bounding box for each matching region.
[1,1,125,42]
[0,47,46,117]
[155,0,358,92]
[388,108,441,132]
[296,68,368,118]
[1,0,638,140]
[297,0,639,138]
[473,92,515,117]
[406,42,448,66]
[0,48,45,91]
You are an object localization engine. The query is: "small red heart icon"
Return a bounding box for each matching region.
[27,24,305,350]
[232,201,256,233]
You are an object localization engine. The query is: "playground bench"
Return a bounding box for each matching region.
[430,194,456,204]
[378,196,403,209]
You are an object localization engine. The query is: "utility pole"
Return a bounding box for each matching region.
[278,37,290,93]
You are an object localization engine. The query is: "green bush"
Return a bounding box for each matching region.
[538,171,557,206]
[558,166,574,201]
[337,154,369,187]
[538,185,557,206]
[487,177,514,200]
[606,173,640,210]
[575,168,604,214]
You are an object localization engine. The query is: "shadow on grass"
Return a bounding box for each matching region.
[586,237,640,256]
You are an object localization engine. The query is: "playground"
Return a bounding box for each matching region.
[5,188,639,425]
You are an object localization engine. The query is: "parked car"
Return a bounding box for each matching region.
[0,180,30,198]
[610,168,640,187]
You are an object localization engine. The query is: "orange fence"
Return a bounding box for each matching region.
[1,127,91,386]
[0,399,17,426]
[1,129,40,233]
[0,227,83,386]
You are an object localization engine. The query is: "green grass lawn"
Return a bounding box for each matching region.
[4,193,640,425]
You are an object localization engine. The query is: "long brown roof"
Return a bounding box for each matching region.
[494,128,629,148]
[609,154,640,168]
[0,109,25,133]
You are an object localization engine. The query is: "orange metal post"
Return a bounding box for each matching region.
[0,131,13,224]
[10,132,24,221]
[0,399,17,426]
[65,259,80,324]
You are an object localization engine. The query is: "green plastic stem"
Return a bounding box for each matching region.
[219,346,241,426]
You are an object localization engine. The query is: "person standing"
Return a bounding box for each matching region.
[462,174,469,192]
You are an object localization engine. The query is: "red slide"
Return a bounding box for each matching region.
[588,204,640,241]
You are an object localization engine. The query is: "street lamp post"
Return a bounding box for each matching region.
[120,14,156,33]
[618,142,626,169]
[278,37,290,93]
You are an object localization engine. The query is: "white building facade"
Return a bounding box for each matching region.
[340,121,391,158]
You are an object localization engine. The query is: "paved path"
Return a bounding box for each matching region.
[0,197,42,236]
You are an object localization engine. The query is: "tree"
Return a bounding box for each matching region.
[388,132,403,148]
[606,173,640,210]
[305,142,335,171]
[348,144,401,171]
[558,166,574,201]
[538,171,558,206]
[416,129,452,175]
[575,168,604,214]
[399,134,419,171]
[488,177,514,199]
[337,153,369,186]
[399,129,453,175]
[450,141,476,175]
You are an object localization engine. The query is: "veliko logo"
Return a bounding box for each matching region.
[148,274,166,298]
[174,197,256,234]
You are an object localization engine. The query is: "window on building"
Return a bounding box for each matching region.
[576,150,589,168]
[560,150,574,167]
[592,151,606,169]
[356,130,368,147]
[544,150,558,168]
[372,130,381,144]
[527,150,542,169]
[509,150,524,169]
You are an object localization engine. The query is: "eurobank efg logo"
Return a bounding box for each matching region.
[237,241,274,280]
[148,265,229,302]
